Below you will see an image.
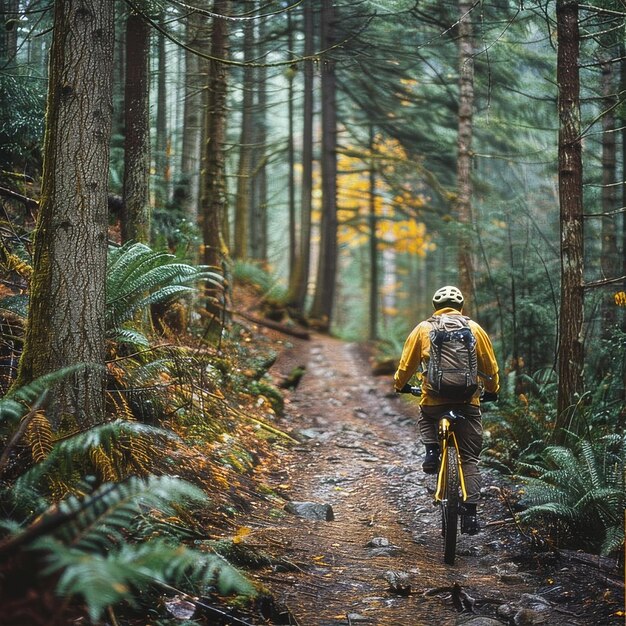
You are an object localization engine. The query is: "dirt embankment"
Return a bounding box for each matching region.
[242,333,624,626]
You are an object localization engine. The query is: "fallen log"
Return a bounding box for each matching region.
[235,310,310,340]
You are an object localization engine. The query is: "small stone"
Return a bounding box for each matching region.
[284,501,335,521]
[366,536,389,547]
[518,594,551,612]
[164,596,196,620]
[456,617,506,626]
[513,608,548,626]
[384,570,411,595]
[346,613,372,623]
[369,545,402,557]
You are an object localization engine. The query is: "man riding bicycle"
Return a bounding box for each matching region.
[393,285,499,534]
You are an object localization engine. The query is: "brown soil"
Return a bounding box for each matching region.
[240,333,624,626]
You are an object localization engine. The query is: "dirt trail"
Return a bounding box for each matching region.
[251,333,623,626]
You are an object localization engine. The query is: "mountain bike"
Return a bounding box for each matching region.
[399,386,497,565]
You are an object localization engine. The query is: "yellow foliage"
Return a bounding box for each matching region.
[331,137,434,257]
[90,446,118,482]
[614,291,626,307]
[232,526,252,544]
[24,411,53,463]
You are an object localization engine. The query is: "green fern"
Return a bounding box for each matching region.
[518,435,625,555]
[107,242,223,339]
[24,476,255,621]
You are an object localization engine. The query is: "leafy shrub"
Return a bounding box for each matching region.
[107,241,223,345]
[482,394,554,472]
[0,375,256,622]
[517,434,625,555]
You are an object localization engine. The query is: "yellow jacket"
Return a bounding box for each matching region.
[394,307,500,406]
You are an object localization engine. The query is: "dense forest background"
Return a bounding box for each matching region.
[0,0,624,623]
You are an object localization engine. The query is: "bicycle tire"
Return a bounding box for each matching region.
[441,444,460,565]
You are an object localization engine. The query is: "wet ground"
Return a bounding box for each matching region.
[245,334,624,626]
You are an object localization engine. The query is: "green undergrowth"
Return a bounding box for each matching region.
[0,243,297,624]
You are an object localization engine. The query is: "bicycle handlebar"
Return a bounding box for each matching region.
[396,384,498,403]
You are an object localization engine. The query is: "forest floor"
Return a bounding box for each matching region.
[232,331,624,626]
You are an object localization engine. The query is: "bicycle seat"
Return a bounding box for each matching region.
[446,410,463,422]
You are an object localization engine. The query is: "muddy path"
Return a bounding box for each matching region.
[248,334,623,626]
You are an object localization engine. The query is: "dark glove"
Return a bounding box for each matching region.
[481,391,499,403]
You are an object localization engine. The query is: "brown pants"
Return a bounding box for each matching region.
[419,404,483,503]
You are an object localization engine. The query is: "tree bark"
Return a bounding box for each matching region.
[233,14,255,260]
[556,0,584,440]
[288,0,314,312]
[600,58,618,330]
[122,4,151,243]
[368,126,378,341]
[456,0,475,311]
[250,4,268,264]
[200,0,229,275]
[286,10,297,285]
[179,4,204,224]
[310,0,338,328]
[154,9,168,210]
[16,0,114,429]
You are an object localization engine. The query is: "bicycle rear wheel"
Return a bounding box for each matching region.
[441,445,460,565]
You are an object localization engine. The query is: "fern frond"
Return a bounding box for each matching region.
[52,476,207,550]
[105,389,135,421]
[16,420,178,491]
[89,446,117,482]
[580,439,601,490]
[521,502,578,522]
[24,411,53,463]
[601,525,625,556]
[0,365,85,425]
[108,327,150,347]
[34,538,255,622]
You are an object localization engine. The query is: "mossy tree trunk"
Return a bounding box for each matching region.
[16,0,114,429]
[200,0,229,293]
[556,0,584,441]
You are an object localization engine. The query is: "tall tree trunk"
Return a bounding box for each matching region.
[201,1,229,277]
[310,0,338,328]
[250,4,268,264]
[154,10,168,210]
[179,5,203,224]
[600,58,618,330]
[16,0,114,429]
[122,4,151,243]
[620,42,626,412]
[287,11,297,284]
[368,126,378,341]
[233,15,254,260]
[556,0,584,441]
[456,0,475,310]
[288,0,314,311]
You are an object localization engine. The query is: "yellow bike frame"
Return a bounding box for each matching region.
[434,416,469,502]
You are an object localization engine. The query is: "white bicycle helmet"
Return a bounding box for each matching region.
[432,285,464,307]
